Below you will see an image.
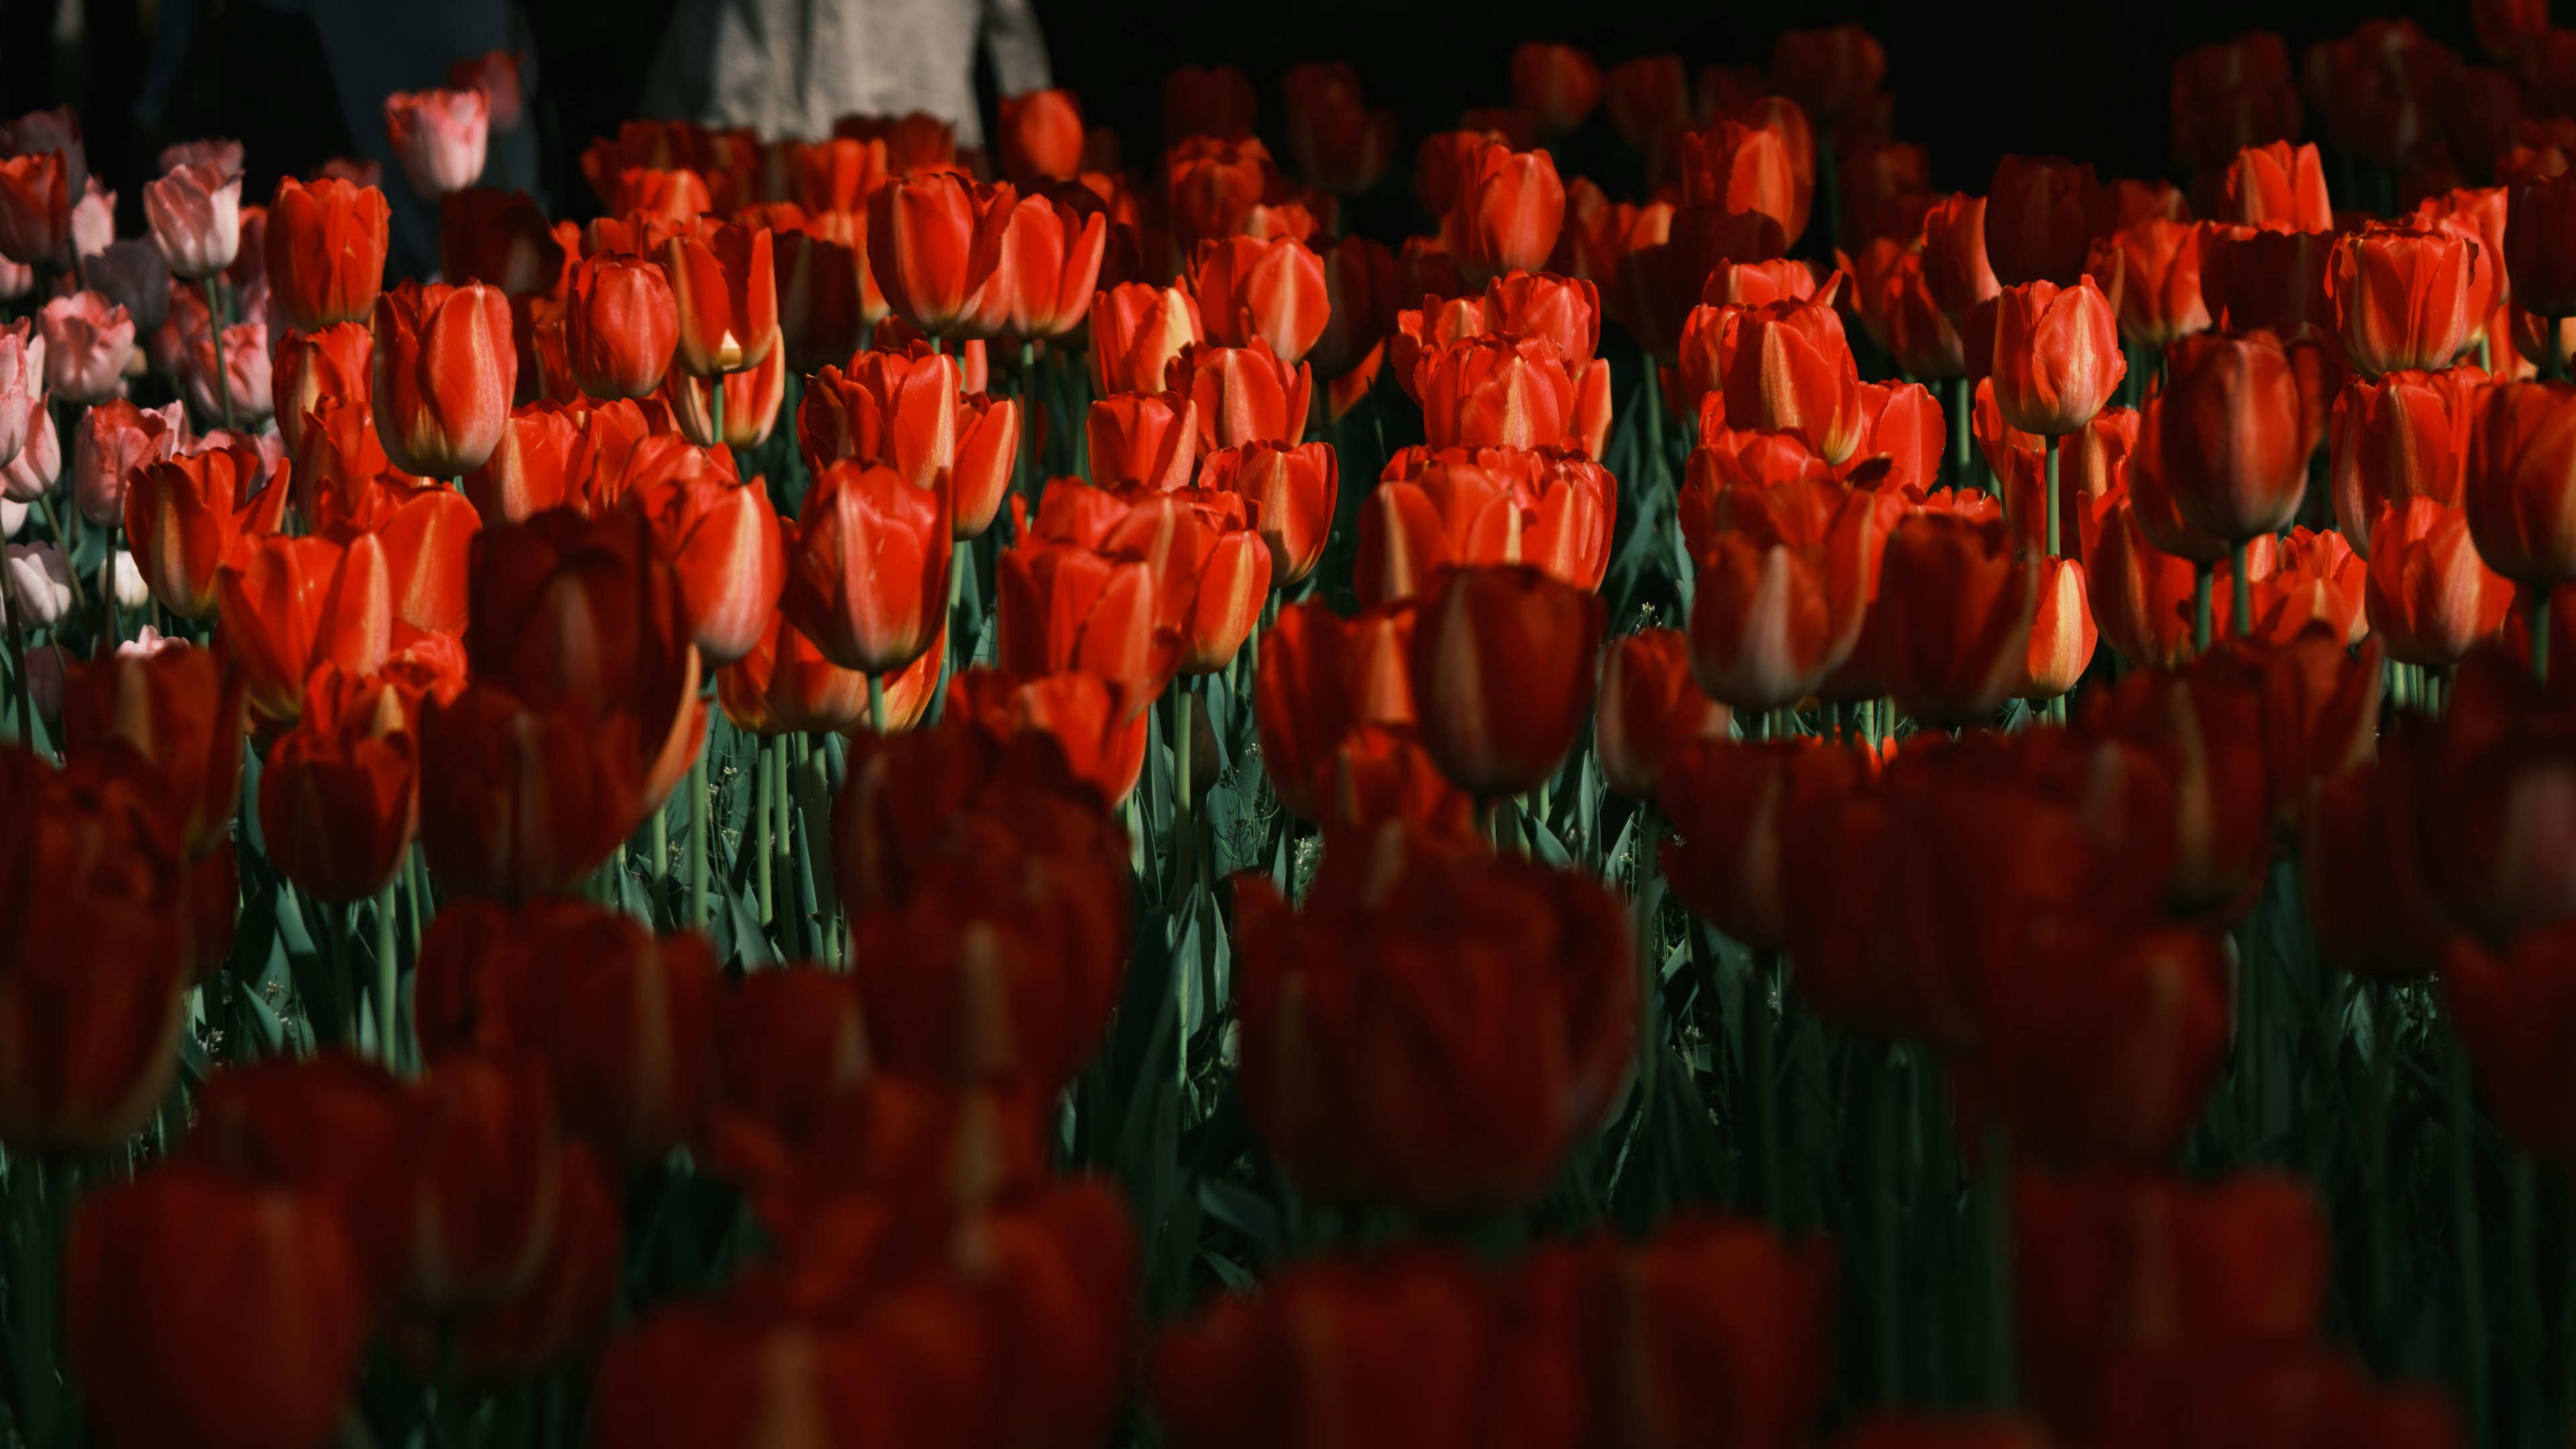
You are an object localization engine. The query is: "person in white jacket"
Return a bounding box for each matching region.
[640,0,1052,145]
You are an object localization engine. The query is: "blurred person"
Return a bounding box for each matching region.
[641,0,1050,145]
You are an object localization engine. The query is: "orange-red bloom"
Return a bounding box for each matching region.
[1874,512,2037,727]
[781,460,951,676]
[260,665,419,902]
[1189,233,1327,366]
[1085,389,1199,492]
[1445,141,1565,287]
[564,252,678,400]
[124,439,288,620]
[1661,737,1869,951]
[2463,378,2576,586]
[1170,338,1311,451]
[2506,170,2576,319]
[2222,140,2334,230]
[2155,329,2310,542]
[2328,223,2481,378]
[1511,43,1604,134]
[1597,628,1731,801]
[1415,335,1607,458]
[659,221,775,376]
[979,185,1108,341]
[1408,564,1603,798]
[1686,478,1880,710]
[2328,365,2480,555]
[997,89,1083,184]
[1199,439,1337,586]
[271,322,373,461]
[866,172,1008,337]
[1723,293,1864,463]
[373,280,518,478]
[1988,276,2125,437]
[2366,498,2516,664]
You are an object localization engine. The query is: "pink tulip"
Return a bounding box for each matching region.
[0,256,28,301]
[384,89,489,198]
[185,318,272,427]
[2,542,72,629]
[157,139,244,179]
[0,321,40,470]
[68,177,113,261]
[39,291,133,405]
[74,398,184,526]
[142,162,241,280]
[1,400,57,504]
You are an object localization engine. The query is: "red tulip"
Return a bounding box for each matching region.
[2413,654,2576,944]
[1445,141,1564,287]
[1361,445,1615,606]
[1086,388,1199,492]
[1688,478,1879,710]
[1607,55,1692,150]
[0,749,189,1150]
[1170,338,1311,451]
[52,645,231,878]
[1674,120,1807,261]
[661,327,786,449]
[215,533,393,725]
[1282,63,1397,196]
[1234,824,1631,1207]
[2463,378,2576,586]
[2367,498,2516,663]
[1598,629,1731,800]
[1988,276,2125,437]
[1921,192,2000,329]
[2328,223,2480,378]
[2155,328,2309,542]
[373,279,517,478]
[2222,140,2334,230]
[1875,512,2037,726]
[2095,660,2274,918]
[1511,43,1605,135]
[2445,925,2576,1161]
[1724,293,1864,463]
[997,89,1083,184]
[1189,233,1327,366]
[1089,281,1203,396]
[2329,365,2480,556]
[866,172,1007,337]
[627,470,784,667]
[2507,170,2576,320]
[1416,335,1606,458]
[2020,555,2098,699]
[2017,1169,2328,1434]
[1984,155,2098,288]
[1165,64,1259,141]
[945,667,1151,805]
[1775,23,1887,121]
[123,438,287,619]
[564,252,677,400]
[781,460,951,677]
[1660,737,1869,951]
[437,189,566,299]
[260,665,419,902]
[1252,600,1420,819]
[657,221,775,377]
[2106,217,2212,353]
[0,151,68,266]
[1200,439,1338,586]
[978,186,1108,341]
[1408,564,1602,797]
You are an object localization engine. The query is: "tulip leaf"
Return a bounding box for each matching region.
[1522,802,1571,869]
[725,884,776,971]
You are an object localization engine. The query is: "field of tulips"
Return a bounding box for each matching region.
[5,6,2576,1448]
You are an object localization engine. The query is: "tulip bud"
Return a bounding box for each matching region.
[1409,564,1602,798]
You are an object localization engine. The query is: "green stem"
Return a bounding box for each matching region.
[9,1157,60,1449]
[776,735,798,956]
[2447,1018,2494,1449]
[2193,563,2214,656]
[1635,804,1663,1116]
[1171,684,1195,912]
[2370,980,2396,1359]
[329,900,354,1044]
[650,798,670,930]
[1018,339,1038,500]
[688,747,709,930]
[2229,538,2251,640]
[755,736,774,929]
[1642,363,1666,497]
[2043,434,2061,559]
[3,576,32,751]
[710,370,727,453]
[203,276,234,431]
[406,843,430,955]
[2240,877,2265,1153]
[1983,1116,2019,1408]
[1875,1041,1904,1403]
[867,672,887,737]
[374,878,398,1067]
[2511,1152,2540,1443]
[1748,947,1782,1226]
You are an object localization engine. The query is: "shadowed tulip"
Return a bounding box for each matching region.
[564,253,678,400]
[267,175,390,331]
[2367,498,2516,663]
[782,460,951,676]
[2328,223,2480,378]
[1876,512,2037,726]
[2157,329,2309,542]
[124,439,287,619]
[2464,378,2576,587]
[1409,563,1603,797]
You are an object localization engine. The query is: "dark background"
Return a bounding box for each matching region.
[0,0,2502,238]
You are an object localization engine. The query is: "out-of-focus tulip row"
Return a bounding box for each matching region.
[2,5,2576,1448]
